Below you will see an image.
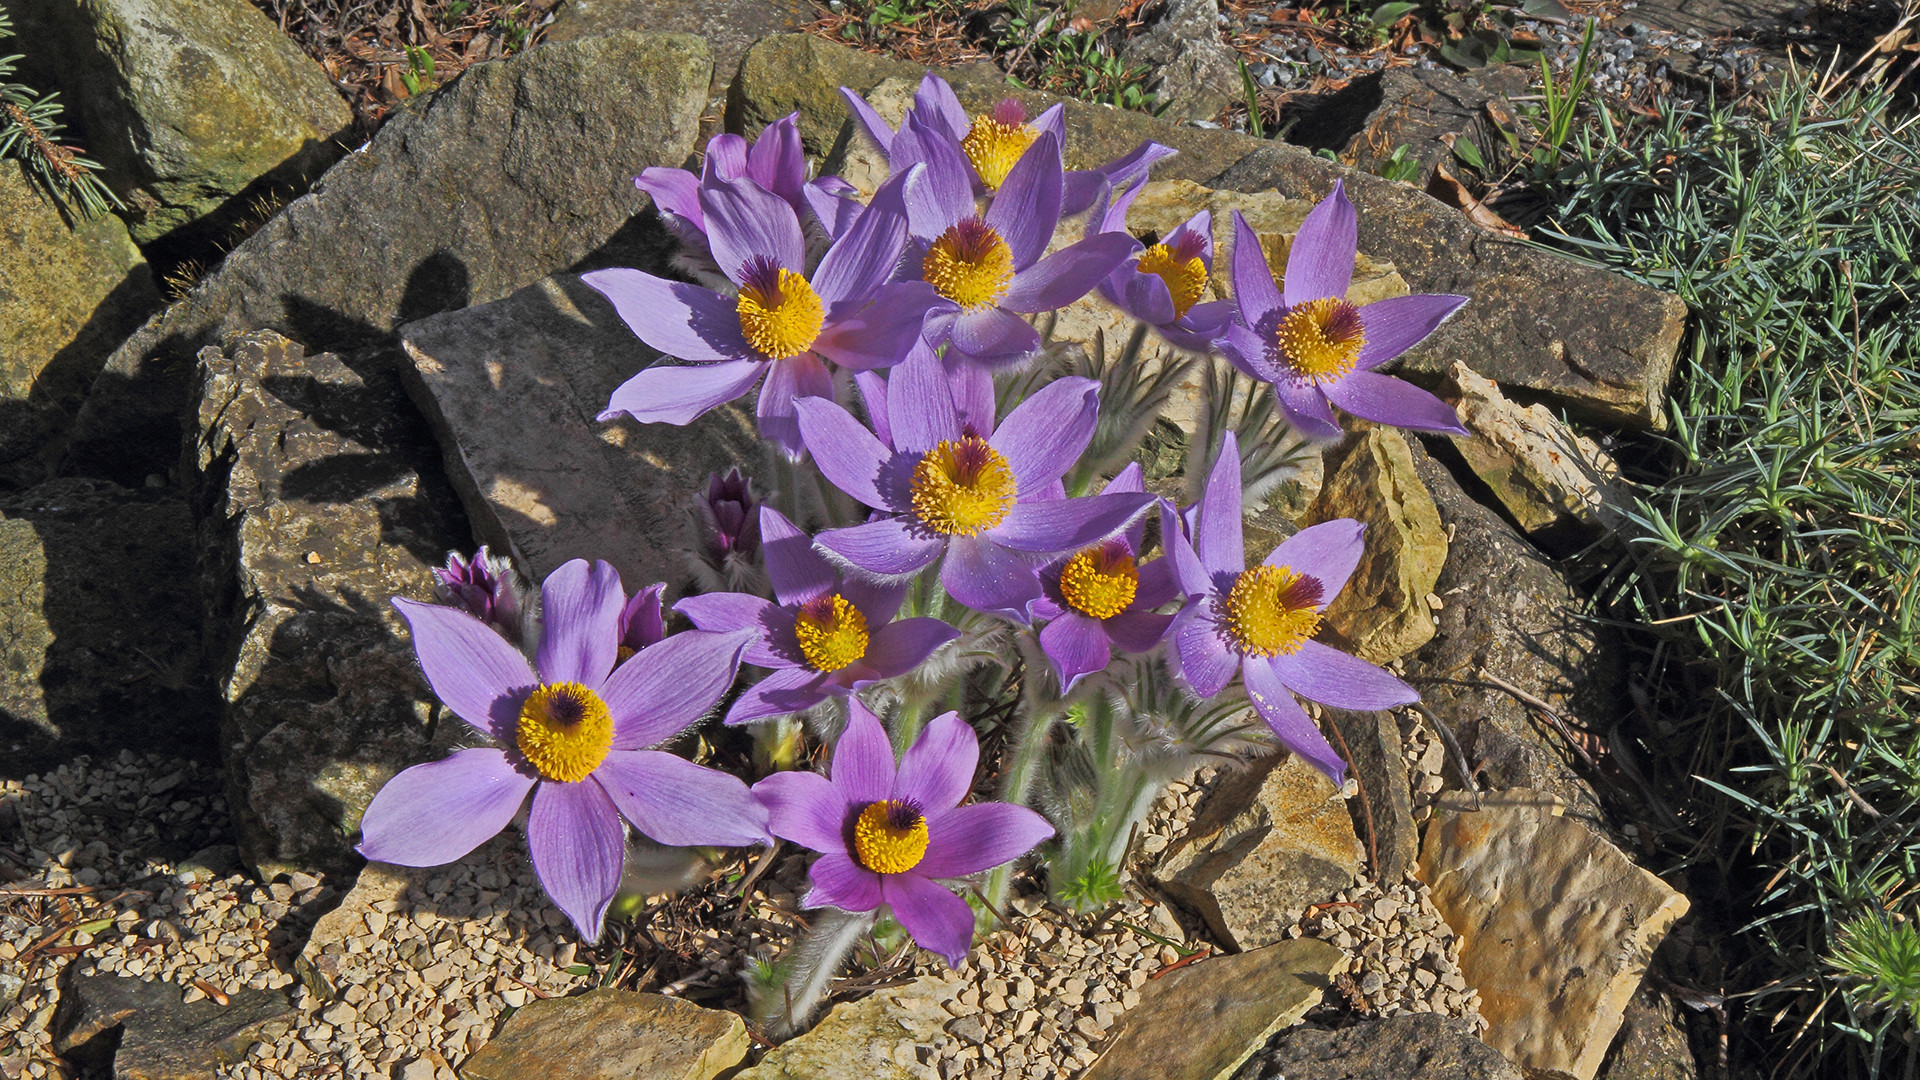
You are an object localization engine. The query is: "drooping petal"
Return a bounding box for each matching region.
[1039,611,1113,692]
[758,352,835,458]
[599,360,767,427]
[1194,430,1245,574]
[812,166,914,308]
[1263,518,1366,604]
[985,131,1064,269]
[840,86,896,153]
[1228,211,1284,327]
[600,629,753,749]
[1356,292,1470,370]
[1271,379,1342,439]
[534,560,624,689]
[991,493,1155,554]
[817,518,948,578]
[1268,640,1421,710]
[391,599,536,741]
[746,112,806,209]
[892,711,979,813]
[702,178,807,284]
[883,873,975,966]
[1282,180,1358,307]
[1321,370,1468,435]
[843,617,958,683]
[1001,232,1137,314]
[794,397,903,511]
[832,699,896,804]
[887,343,963,455]
[635,167,703,232]
[673,592,788,670]
[813,282,942,371]
[1062,139,1177,217]
[917,802,1057,879]
[754,767,852,853]
[988,375,1099,492]
[948,307,1042,367]
[940,538,1042,620]
[1242,658,1348,784]
[804,851,883,912]
[581,269,753,363]
[594,750,770,848]
[355,749,534,866]
[725,666,832,725]
[760,505,837,607]
[526,779,626,940]
[1173,608,1241,697]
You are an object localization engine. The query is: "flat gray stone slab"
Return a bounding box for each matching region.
[400,275,775,588]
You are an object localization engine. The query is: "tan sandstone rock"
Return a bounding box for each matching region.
[1446,362,1636,537]
[734,975,952,1079]
[461,989,749,1080]
[1418,790,1691,1080]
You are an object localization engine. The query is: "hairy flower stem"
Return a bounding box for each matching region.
[980,634,1067,911]
[761,906,876,1039]
[751,715,805,775]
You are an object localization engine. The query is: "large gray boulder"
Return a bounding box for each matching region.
[64,30,712,486]
[3,0,352,244]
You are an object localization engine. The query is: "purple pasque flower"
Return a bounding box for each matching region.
[794,352,1156,620]
[617,581,666,658]
[637,113,834,252]
[840,73,1174,214]
[752,701,1054,966]
[1167,432,1419,783]
[897,119,1135,369]
[1028,464,1188,692]
[358,559,768,940]
[1218,182,1469,439]
[1092,183,1236,353]
[676,505,960,725]
[584,167,939,456]
[435,546,528,643]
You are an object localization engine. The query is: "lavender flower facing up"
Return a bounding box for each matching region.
[358,560,768,940]
[1219,182,1468,439]
[676,505,959,725]
[1092,184,1235,353]
[752,701,1054,966]
[1168,433,1420,782]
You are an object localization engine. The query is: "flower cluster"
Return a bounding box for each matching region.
[358,75,1469,1001]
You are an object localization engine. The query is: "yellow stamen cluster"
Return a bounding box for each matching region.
[1274,296,1367,382]
[1219,565,1325,658]
[736,267,825,360]
[517,682,615,783]
[852,800,930,874]
[922,221,1016,311]
[961,116,1039,190]
[910,435,1018,536]
[1136,243,1209,319]
[1058,544,1140,619]
[793,593,870,673]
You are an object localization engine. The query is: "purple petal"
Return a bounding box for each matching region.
[840,86,896,153]
[855,370,893,447]
[1063,139,1178,216]
[1102,462,1148,549]
[746,112,806,208]
[391,599,536,741]
[619,583,666,652]
[1283,180,1358,307]
[794,397,901,510]
[842,577,909,626]
[673,592,789,670]
[892,711,978,813]
[888,344,963,455]
[1242,658,1348,784]
[1356,293,1469,370]
[1000,232,1137,313]
[725,666,831,725]
[1031,103,1067,143]
[1040,612,1112,692]
[805,181,864,242]
[1269,640,1421,710]
[1220,320,1279,383]
[1228,211,1284,327]
[1104,608,1175,653]
[759,353,834,458]
[949,307,1041,367]
[883,873,976,967]
[1272,379,1342,439]
[917,802,1056,879]
[355,749,533,866]
[818,518,947,577]
[1174,608,1241,697]
[985,131,1063,268]
[534,560,624,688]
[843,617,958,683]
[760,505,837,607]
[594,750,770,848]
[1195,430,1245,574]
[990,375,1098,492]
[991,493,1155,554]
[704,134,748,182]
[702,178,807,284]
[1321,370,1467,435]
[1121,267,1178,326]
[1167,208,1213,260]
[754,767,852,854]
[913,74,970,142]
[940,538,1043,620]
[600,629,752,749]
[814,282,942,372]
[600,359,766,427]
[901,112,976,239]
[581,269,752,363]
[944,353,996,433]
[813,167,913,308]
[526,779,626,940]
[804,851,883,912]
[635,168,703,231]
[1263,518,1366,603]
[832,699,897,804]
